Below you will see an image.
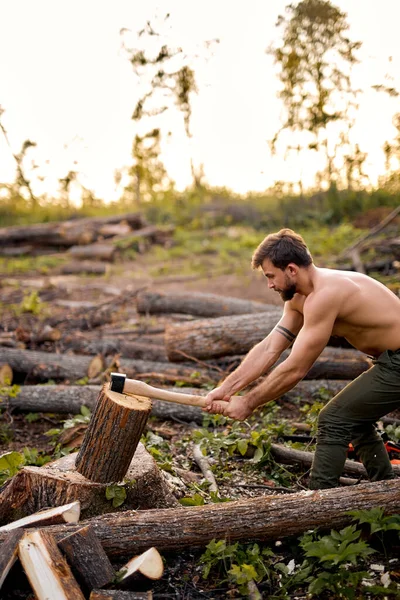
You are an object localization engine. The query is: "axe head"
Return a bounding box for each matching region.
[110,372,126,394]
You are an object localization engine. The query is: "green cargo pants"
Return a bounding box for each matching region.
[309,349,400,489]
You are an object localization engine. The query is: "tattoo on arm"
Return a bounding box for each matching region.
[275,325,297,343]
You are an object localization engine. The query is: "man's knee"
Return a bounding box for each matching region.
[316,404,353,446]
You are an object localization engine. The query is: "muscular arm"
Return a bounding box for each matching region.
[208,303,303,398]
[246,292,338,411]
[207,290,339,419]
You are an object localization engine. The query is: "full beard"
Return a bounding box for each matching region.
[279,283,297,302]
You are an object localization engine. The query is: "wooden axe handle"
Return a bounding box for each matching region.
[117,378,219,409]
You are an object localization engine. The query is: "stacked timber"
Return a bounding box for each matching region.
[0,213,174,260]
[0,505,163,598]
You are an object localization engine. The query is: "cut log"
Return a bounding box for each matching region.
[165,313,359,362]
[166,311,282,361]
[0,212,146,247]
[18,529,85,600]
[136,290,277,318]
[0,529,24,589]
[0,347,218,384]
[68,243,118,262]
[116,547,163,587]
[90,591,152,600]
[0,363,13,384]
[4,380,350,419]
[269,443,400,478]
[0,501,81,533]
[16,479,400,558]
[60,261,108,275]
[58,525,115,592]
[0,444,177,525]
[0,347,107,383]
[75,385,152,483]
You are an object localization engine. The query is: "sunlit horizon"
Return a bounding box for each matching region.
[1,0,400,204]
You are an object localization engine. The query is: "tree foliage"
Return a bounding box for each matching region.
[270,0,363,188]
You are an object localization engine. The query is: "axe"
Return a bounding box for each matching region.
[110,372,223,409]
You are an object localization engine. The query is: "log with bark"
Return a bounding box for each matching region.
[136,290,276,318]
[10,479,400,558]
[0,347,106,383]
[269,443,400,478]
[165,313,358,362]
[75,386,152,483]
[3,380,350,419]
[0,212,146,247]
[0,444,177,525]
[68,243,118,262]
[18,529,86,600]
[58,525,115,592]
[166,311,282,361]
[1,348,210,385]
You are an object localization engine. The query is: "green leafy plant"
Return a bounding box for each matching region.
[141,430,173,472]
[45,405,91,443]
[199,539,275,595]
[105,484,127,508]
[0,451,25,484]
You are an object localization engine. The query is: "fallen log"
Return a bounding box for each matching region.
[4,380,349,418]
[18,529,85,600]
[136,290,276,318]
[75,386,152,483]
[0,348,210,385]
[269,444,400,478]
[68,243,118,262]
[58,525,115,592]
[0,212,146,247]
[166,311,282,361]
[165,313,357,362]
[0,444,177,525]
[0,348,106,383]
[12,479,400,558]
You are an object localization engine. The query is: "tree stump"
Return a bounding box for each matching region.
[0,444,178,526]
[75,385,151,483]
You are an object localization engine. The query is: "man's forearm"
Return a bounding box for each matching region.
[246,358,305,411]
[219,342,282,395]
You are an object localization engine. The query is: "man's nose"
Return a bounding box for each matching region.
[268,280,274,289]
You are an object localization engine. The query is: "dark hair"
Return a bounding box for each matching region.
[251,229,313,270]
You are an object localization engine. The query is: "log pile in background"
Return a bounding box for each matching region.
[0,212,174,261]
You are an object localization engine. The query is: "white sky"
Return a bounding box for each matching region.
[1,0,400,201]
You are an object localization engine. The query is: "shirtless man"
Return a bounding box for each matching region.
[205,228,400,489]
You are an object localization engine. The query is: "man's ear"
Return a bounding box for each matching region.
[286,263,298,276]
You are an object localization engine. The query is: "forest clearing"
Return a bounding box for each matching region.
[1,0,400,597]
[0,207,399,599]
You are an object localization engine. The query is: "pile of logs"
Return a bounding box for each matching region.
[0,212,174,262]
[335,204,400,276]
[0,507,163,599]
